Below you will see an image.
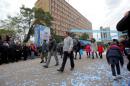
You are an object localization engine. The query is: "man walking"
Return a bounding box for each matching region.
[44,36,59,68]
[57,32,74,72]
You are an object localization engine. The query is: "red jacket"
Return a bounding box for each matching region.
[98,45,104,53]
[108,44,122,53]
[30,44,37,52]
[119,43,125,54]
[85,45,91,52]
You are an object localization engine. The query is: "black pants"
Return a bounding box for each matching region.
[111,63,120,76]
[75,51,81,59]
[1,51,8,63]
[86,52,91,57]
[0,53,2,64]
[127,55,130,71]
[127,54,130,61]
[60,51,74,71]
[92,52,98,59]
[98,52,103,59]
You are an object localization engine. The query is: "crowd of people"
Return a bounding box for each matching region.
[39,10,130,81]
[84,39,104,59]
[38,31,130,82]
[0,35,39,65]
[0,11,130,82]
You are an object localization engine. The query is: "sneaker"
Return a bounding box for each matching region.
[43,65,48,68]
[112,76,117,80]
[70,67,74,71]
[117,75,122,79]
[57,69,63,72]
[55,63,59,66]
[40,60,44,63]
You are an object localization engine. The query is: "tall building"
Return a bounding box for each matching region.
[100,27,111,41]
[35,0,92,36]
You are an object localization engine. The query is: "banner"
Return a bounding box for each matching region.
[34,25,50,46]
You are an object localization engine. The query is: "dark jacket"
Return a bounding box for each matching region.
[73,40,81,52]
[42,42,48,53]
[116,11,130,70]
[106,45,124,66]
[22,45,30,56]
[48,39,57,51]
[76,41,81,51]
[57,42,63,54]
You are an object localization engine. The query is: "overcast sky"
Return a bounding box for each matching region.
[0,0,130,30]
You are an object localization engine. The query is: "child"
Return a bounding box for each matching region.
[98,44,104,59]
[91,42,98,59]
[30,43,37,59]
[40,40,48,63]
[106,41,124,80]
[85,44,91,58]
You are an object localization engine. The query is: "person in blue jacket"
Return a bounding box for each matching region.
[106,40,124,80]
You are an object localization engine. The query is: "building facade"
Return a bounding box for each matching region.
[35,0,92,36]
[100,27,111,41]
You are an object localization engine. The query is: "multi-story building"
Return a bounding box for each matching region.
[100,27,111,41]
[35,0,92,36]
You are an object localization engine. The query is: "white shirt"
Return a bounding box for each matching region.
[63,36,73,52]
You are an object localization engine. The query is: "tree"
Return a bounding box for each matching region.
[80,33,89,40]
[0,15,24,37]
[0,16,19,30]
[0,29,16,36]
[0,5,53,43]
[20,5,34,30]
[91,38,96,43]
[24,7,53,42]
[34,8,53,26]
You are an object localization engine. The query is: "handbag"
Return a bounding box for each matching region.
[125,47,130,55]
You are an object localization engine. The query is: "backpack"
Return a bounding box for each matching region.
[106,45,122,58]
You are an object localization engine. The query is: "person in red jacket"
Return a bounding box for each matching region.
[119,42,125,55]
[98,44,104,59]
[30,43,37,59]
[85,44,91,58]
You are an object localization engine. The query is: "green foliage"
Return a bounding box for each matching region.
[24,7,53,42]
[0,15,21,30]
[20,5,34,18]
[80,33,89,40]
[20,5,34,31]
[34,8,53,27]
[91,38,96,43]
[0,5,53,43]
[0,29,16,36]
[53,34,64,43]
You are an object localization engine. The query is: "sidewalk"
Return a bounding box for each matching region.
[0,53,129,86]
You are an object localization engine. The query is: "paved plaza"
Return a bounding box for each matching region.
[0,53,130,86]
